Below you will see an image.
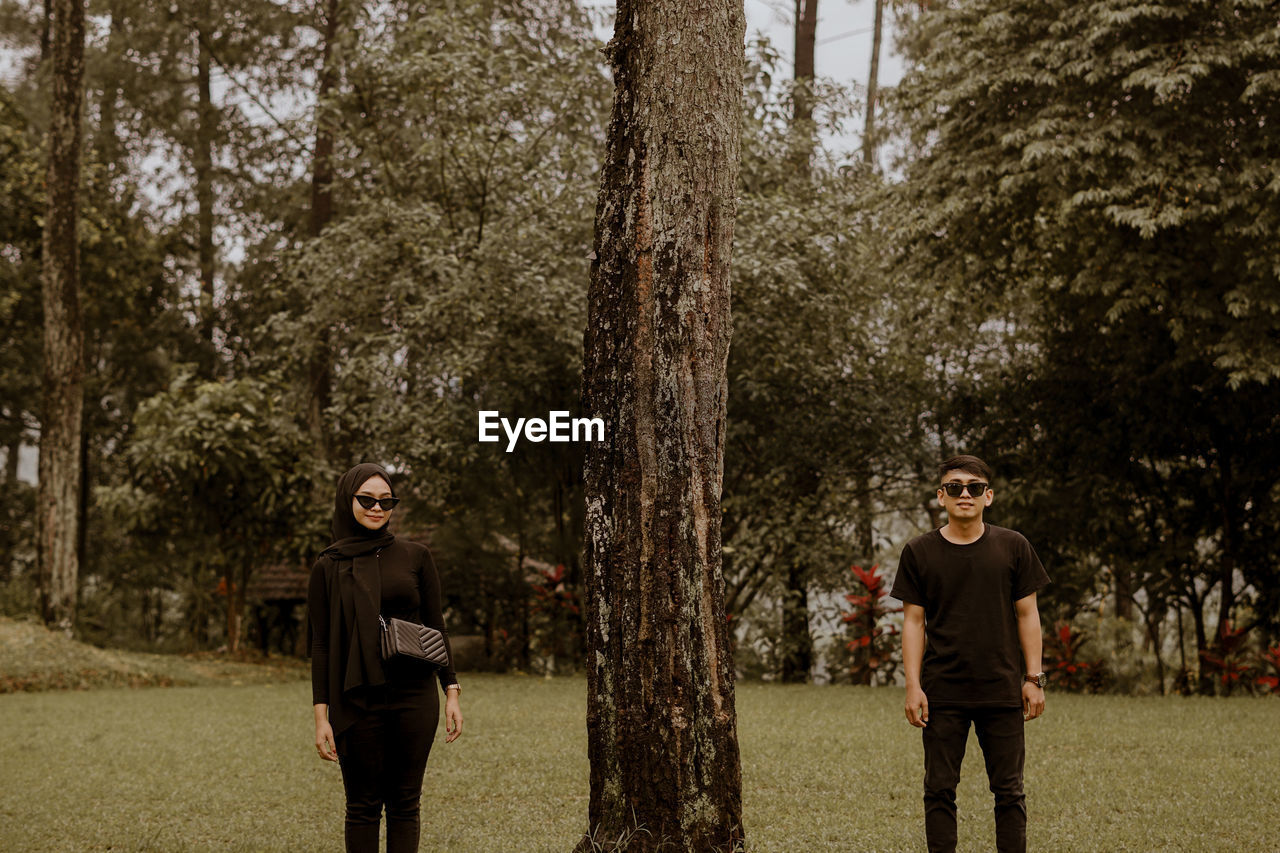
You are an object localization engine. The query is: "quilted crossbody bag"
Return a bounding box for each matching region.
[379,615,450,669]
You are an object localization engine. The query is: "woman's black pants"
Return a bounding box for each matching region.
[336,683,439,853]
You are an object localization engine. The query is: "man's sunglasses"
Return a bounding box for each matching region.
[354,495,400,511]
[940,482,988,498]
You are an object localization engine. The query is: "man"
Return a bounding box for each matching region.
[890,454,1050,853]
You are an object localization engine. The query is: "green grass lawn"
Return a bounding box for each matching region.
[1,675,1276,851]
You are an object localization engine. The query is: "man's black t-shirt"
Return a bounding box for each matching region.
[890,524,1050,708]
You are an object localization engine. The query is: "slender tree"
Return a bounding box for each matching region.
[577,0,745,849]
[778,0,820,684]
[309,0,341,238]
[306,0,343,470]
[40,0,52,61]
[194,19,216,359]
[793,0,818,120]
[861,0,884,165]
[38,0,86,631]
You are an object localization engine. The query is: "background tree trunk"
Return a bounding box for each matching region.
[224,565,239,652]
[1113,566,1134,619]
[788,0,818,175]
[40,0,52,62]
[577,0,745,849]
[38,0,86,633]
[862,0,884,165]
[779,558,812,682]
[793,0,817,120]
[5,437,19,485]
[195,23,217,363]
[306,0,342,472]
[309,0,341,238]
[775,3,820,682]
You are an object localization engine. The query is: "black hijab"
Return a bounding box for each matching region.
[324,463,396,696]
[326,461,396,554]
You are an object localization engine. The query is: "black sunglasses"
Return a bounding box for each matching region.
[941,482,988,498]
[354,495,400,510]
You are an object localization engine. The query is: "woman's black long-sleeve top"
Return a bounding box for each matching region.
[309,540,458,733]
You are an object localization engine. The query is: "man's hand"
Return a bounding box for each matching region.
[905,685,929,728]
[1022,682,1045,721]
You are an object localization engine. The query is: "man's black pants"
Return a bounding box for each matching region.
[337,684,439,853]
[922,706,1026,853]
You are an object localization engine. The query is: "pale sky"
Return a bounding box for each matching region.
[745,0,904,89]
[587,0,905,158]
[746,0,905,159]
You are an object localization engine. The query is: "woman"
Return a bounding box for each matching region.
[308,462,463,853]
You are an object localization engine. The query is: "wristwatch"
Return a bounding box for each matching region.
[446,683,462,695]
[1024,672,1047,688]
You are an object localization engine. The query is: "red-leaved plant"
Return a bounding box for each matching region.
[529,564,579,617]
[842,564,902,685]
[527,564,581,668]
[1199,622,1255,696]
[1256,644,1280,695]
[1043,622,1106,693]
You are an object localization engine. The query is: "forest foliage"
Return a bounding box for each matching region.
[1,0,1277,695]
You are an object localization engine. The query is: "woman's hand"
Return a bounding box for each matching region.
[444,690,464,743]
[314,704,338,761]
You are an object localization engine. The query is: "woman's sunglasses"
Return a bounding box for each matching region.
[941,482,988,498]
[354,495,400,511]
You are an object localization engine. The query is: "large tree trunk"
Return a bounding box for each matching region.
[577,1,745,849]
[38,0,86,633]
[862,0,884,165]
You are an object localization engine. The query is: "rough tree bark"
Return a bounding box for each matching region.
[861,0,884,165]
[577,0,745,850]
[38,0,86,632]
